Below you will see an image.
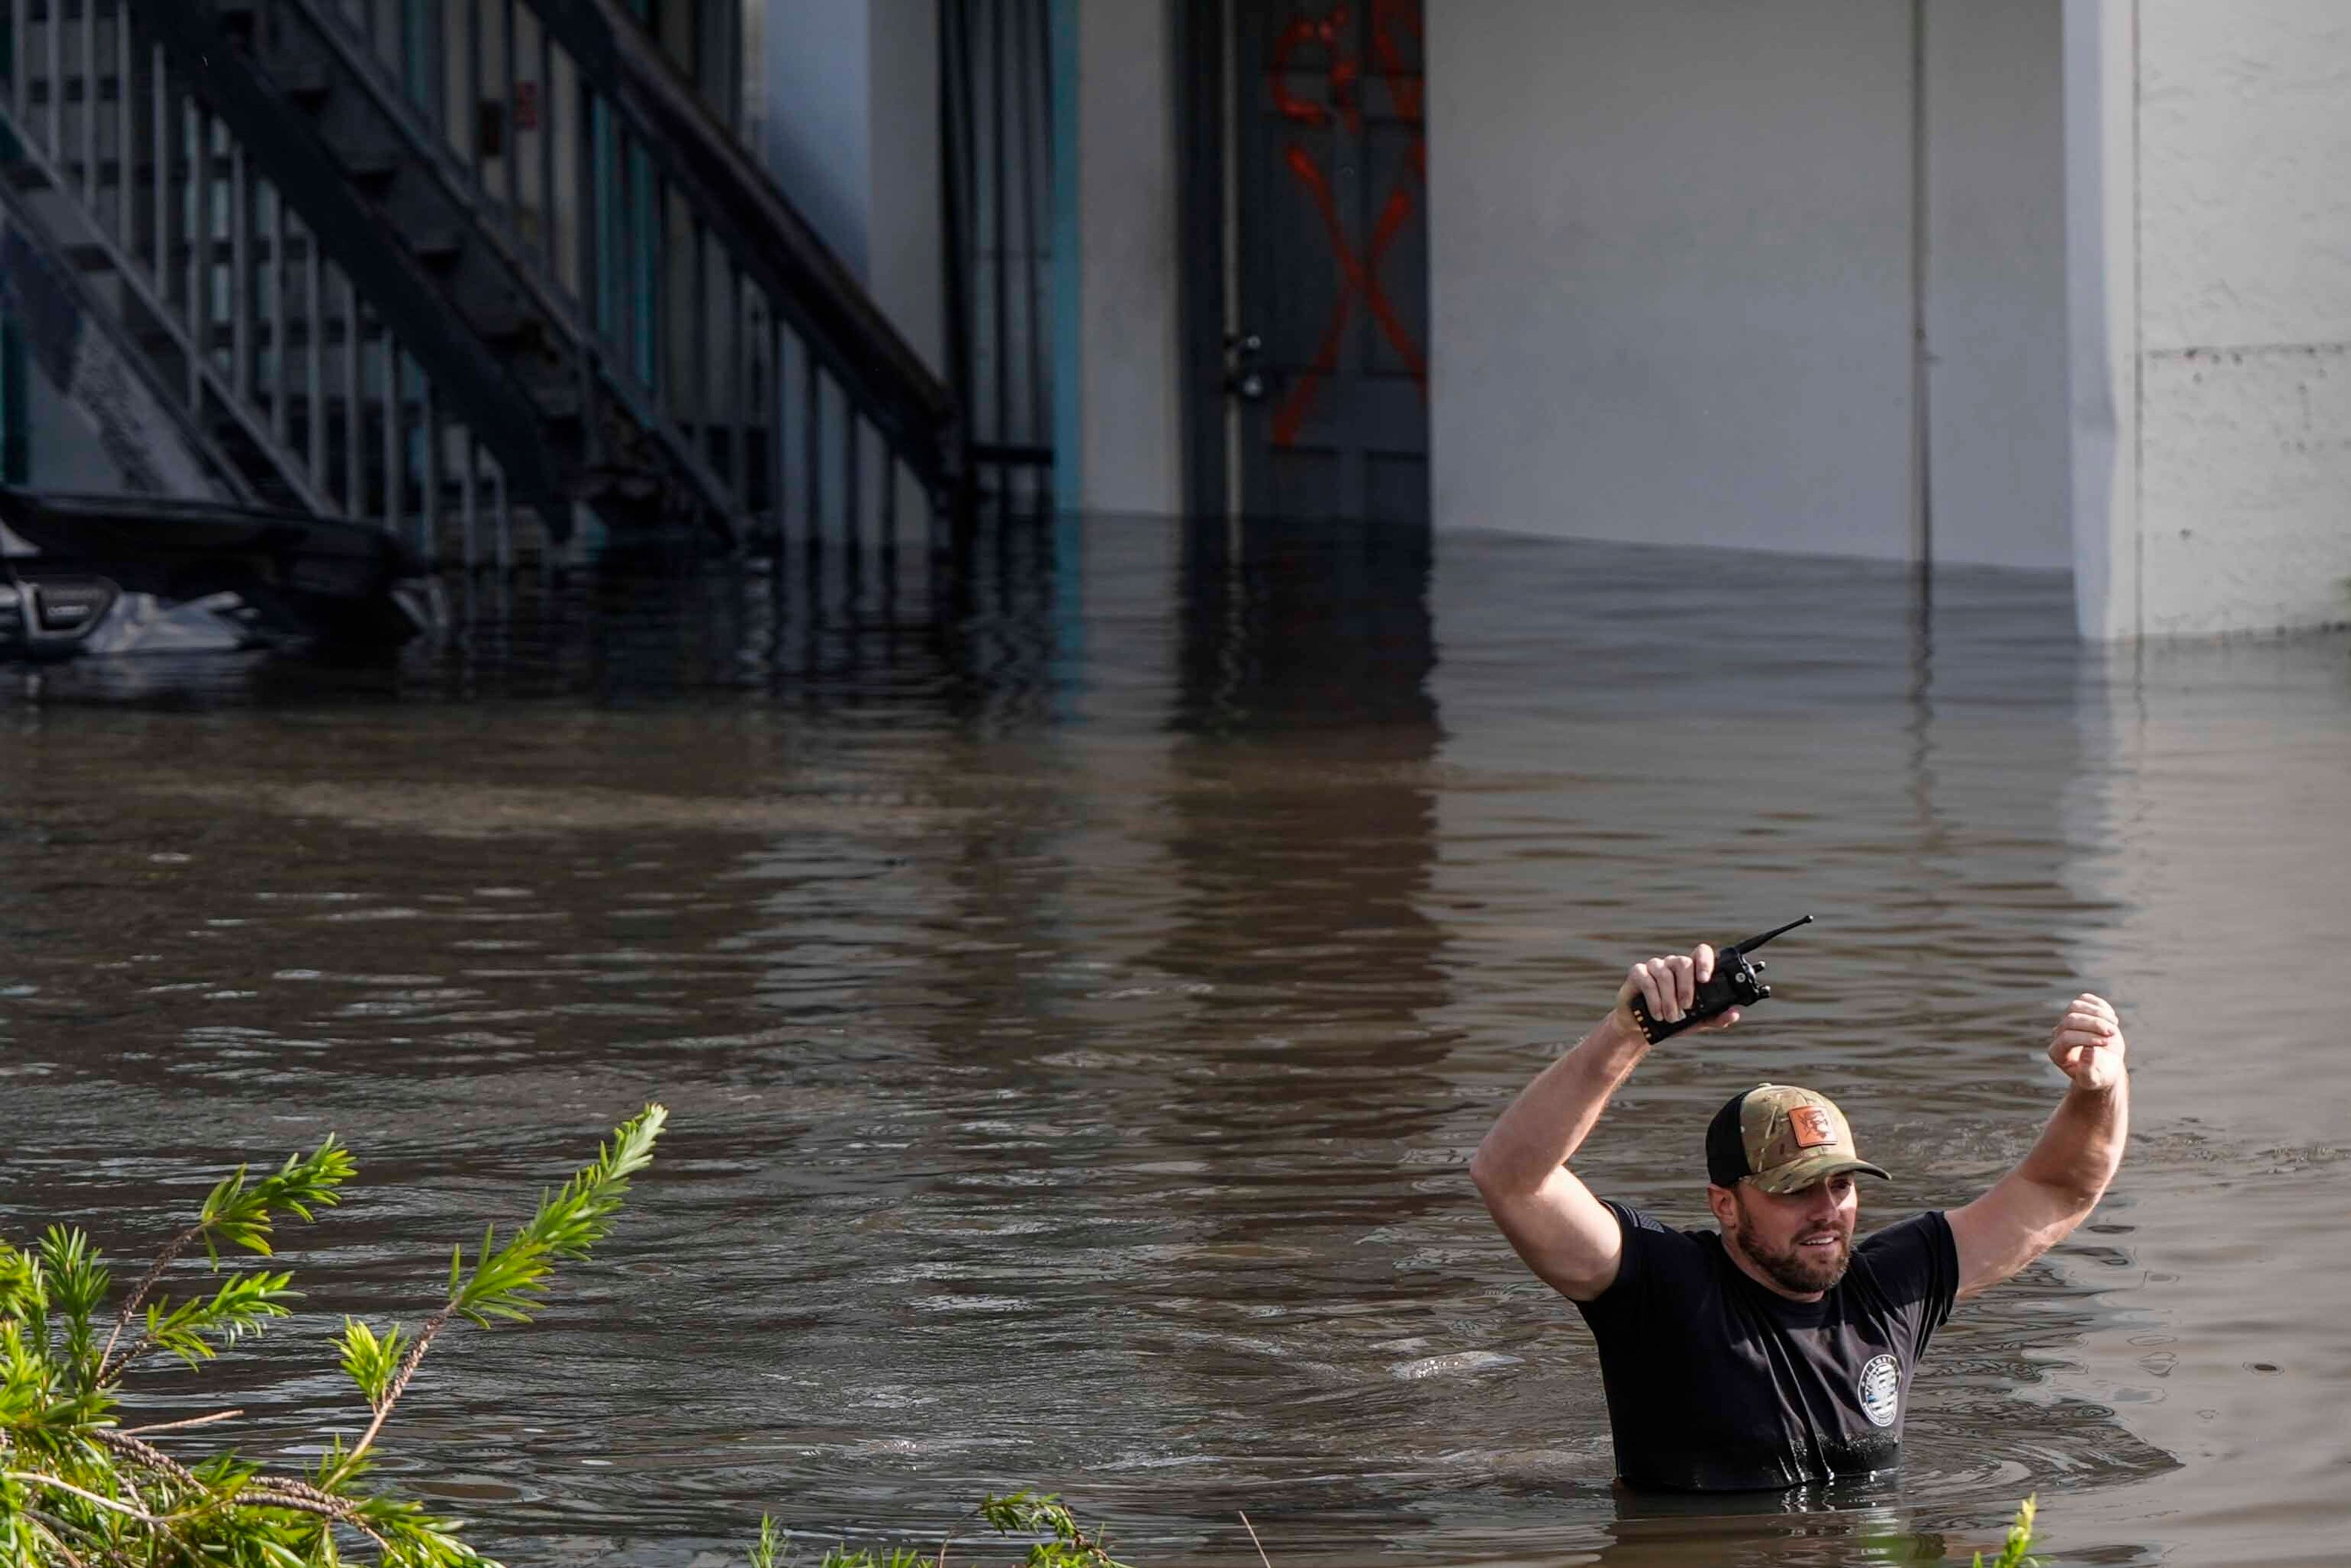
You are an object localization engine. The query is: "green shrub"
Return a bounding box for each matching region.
[1974,1494,2042,1568]
[755,1490,1135,1568]
[0,1104,665,1567]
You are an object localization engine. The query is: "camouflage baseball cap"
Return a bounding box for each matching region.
[1704,1084,1891,1195]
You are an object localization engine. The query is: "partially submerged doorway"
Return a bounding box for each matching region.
[1180,0,1430,525]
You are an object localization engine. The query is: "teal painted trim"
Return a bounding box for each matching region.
[405,0,435,114]
[632,142,658,388]
[0,11,20,486]
[592,100,617,338]
[1049,0,1081,514]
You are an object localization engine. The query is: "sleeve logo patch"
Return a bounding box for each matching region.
[1788,1106,1836,1149]
[1859,1352,1901,1427]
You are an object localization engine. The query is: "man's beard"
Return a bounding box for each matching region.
[1730,1207,1853,1294]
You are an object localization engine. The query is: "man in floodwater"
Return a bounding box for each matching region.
[1470,943,2129,1491]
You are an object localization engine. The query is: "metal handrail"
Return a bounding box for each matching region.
[306,0,961,516]
[0,54,324,511]
[269,0,749,533]
[2,0,963,566]
[129,0,568,512]
[534,0,959,490]
[1,0,545,562]
[0,152,256,503]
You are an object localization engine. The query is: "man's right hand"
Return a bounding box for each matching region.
[1476,944,1743,1304]
[1612,943,1743,1037]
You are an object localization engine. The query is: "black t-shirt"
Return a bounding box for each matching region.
[1573,1201,1959,1491]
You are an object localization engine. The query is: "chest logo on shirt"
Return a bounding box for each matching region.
[1858,1353,1901,1428]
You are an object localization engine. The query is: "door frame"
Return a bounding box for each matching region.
[1172,0,1231,522]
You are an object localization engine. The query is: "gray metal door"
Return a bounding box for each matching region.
[1231,0,1428,523]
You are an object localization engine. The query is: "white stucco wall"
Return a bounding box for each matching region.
[1923,0,2071,571]
[2123,0,2351,637]
[759,0,872,272]
[1429,0,1917,560]
[1073,0,1181,515]
[866,0,944,378]
[24,367,135,492]
[754,0,942,374]
[1428,1,2072,571]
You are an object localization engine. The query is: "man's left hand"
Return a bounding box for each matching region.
[2048,992,2127,1092]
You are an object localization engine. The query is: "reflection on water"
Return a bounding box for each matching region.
[3,513,2348,1566]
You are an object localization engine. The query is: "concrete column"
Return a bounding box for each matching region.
[2132,0,2351,637]
[2068,0,2351,639]
[2063,0,2141,640]
[1072,0,1180,516]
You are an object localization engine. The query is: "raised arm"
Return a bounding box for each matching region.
[1470,945,1738,1301]
[1947,994,2130,1300]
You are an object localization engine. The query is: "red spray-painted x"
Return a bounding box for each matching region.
[1265,0,1427,450]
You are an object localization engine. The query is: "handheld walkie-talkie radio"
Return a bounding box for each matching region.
[1626,915,1815,1044]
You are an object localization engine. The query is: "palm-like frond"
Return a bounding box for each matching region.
[337,1319,411,1412]
[35,1229,108,1388]
[0,1109,657,1567]
[445,1105,667,1329]
[136,1271,299,1368]
[197,1137,358,1262]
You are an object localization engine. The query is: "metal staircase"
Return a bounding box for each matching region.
[0,0,961,569]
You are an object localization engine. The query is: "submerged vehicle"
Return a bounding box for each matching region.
[0,489,441,660]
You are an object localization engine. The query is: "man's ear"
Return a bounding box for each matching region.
[1705,1182,1740,1232]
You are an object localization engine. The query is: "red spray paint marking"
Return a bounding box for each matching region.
[1264,0,1428,449]
[1369,0,1425,178]
[1273,7,1351,128]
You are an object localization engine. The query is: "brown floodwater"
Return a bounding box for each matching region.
[2,515,2347,1567]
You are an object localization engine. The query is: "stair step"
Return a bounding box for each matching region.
[513,369,584,421]
[339,146,403,189]
[208,0,262,37]
[411,228,463,269]
[280,68,332,110]
[470,304,537,345]
[17,0,823,535]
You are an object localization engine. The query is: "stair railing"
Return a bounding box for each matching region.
[305,0,962,547]
[0,0,541,565]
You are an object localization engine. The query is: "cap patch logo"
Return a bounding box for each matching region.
[1787,1105,1837,1149]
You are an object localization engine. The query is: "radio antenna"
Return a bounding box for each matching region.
[1730,914,1815,955]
